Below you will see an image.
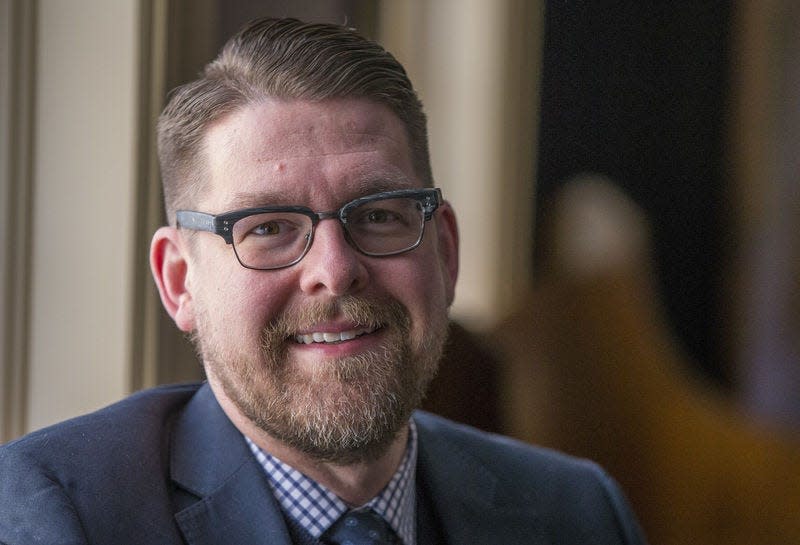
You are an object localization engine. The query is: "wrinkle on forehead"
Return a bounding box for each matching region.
[225,175,416,210]
[201,98,418,211]
[222,97,407,155]
[204,99,411,169]
[248,130,403,163]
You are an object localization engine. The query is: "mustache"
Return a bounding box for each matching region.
[261,295,409,350]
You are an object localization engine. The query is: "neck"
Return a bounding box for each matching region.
[214,384,410,506]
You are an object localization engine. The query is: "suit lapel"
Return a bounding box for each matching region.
[167,389,546,544]
[170,384,292,545]
[414,412,549,545]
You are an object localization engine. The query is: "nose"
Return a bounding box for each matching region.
[297,218,368,296]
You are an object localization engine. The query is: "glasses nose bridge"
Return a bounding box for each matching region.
[310,208,355,249]
[315,209,344,222]
[314,208,348,232]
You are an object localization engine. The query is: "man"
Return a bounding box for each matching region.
[0,17,646,544]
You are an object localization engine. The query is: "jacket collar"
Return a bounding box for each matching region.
[414,411,547,544]
[169,386,544,545]
[170,383,292,545]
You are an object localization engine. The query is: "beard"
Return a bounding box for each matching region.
[193,294,449,465]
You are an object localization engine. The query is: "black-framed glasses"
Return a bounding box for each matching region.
[176,188,443,270]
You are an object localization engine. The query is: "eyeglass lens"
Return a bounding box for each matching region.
[231,196,426,269]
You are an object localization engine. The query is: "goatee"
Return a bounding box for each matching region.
[197,295,447,464]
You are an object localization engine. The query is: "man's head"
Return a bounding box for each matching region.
[157,17,433,225]
[150,18,458,465]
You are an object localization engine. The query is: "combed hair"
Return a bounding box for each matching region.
[157,17,432,224]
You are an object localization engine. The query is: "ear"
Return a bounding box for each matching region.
[434,202,460,306]
[150,226,196,332]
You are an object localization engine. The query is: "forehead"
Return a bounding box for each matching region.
[200,97,417,210]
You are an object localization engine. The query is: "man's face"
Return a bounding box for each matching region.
[170,98,458,463]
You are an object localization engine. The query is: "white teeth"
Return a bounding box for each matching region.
[294,326,376,345]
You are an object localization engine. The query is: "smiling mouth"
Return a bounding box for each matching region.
[293,325,380,345]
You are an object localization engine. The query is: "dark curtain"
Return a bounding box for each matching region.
[535,0,734,387]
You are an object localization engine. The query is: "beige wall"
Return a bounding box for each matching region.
[25,0,141,431]
[1,0,144,438]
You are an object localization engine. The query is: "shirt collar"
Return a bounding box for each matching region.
[245,420,418,545]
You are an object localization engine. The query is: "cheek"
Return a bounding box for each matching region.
[192,267,293,341]
[375,256,450,327]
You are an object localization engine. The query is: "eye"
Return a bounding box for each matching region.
[250,221,282,236]
[354,206,408,226]
[364,209,399,224]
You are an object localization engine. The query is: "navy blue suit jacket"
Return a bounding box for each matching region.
[0,383,646,544]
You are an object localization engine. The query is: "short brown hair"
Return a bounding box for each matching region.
[157,17,431,224]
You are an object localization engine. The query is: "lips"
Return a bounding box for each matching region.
[293,325,379,345]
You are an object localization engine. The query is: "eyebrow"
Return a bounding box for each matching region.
[226,190,291,210]
[224,177,416,211]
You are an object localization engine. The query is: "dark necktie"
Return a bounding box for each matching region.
[321,508,399,545]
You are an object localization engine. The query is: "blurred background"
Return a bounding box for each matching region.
[2,1,799,543]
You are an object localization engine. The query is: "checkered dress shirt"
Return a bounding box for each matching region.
[245,420,417,545]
